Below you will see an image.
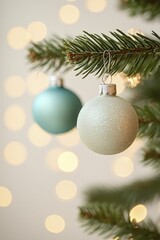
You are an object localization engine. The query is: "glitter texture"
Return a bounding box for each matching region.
[77,95,138,155]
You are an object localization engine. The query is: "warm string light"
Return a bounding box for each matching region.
[3,104,26,131]
[120,72,141,88]
[45,215,65,233]
[59,4,80,24]
[7,27,30,49]
[27,21,47,42]
[58,151,78,172]
[0,187,12,207]
[4,141,27,166]
[56,180,77,200]
[28,124,52,147]
[45,148,64,171]
[130,204,147,222]
[113,157,134,177]
[27,71,48,95]
[127,28,144,36]
[56,128,80,147]
[7,21,47,50]
[85,0,107,13]
[4,75,26,97]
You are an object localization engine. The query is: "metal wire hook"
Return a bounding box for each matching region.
[102,50,112,84]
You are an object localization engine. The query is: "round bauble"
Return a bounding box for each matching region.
[32,80,82,134]
[77,84,138,155]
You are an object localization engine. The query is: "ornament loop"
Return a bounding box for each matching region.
[102,73,112,85]
[102,50,113,85]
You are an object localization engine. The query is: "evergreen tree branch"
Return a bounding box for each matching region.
[82,175,160,208]
[65,30,160,78]
[126,69,160,169]
[136,103,160,139]
[79,203,160,239]
[142,138,160,169]
[27,31,160,78]
[119,0,160,20]
[27,35,74,72]
[127,67,160,104]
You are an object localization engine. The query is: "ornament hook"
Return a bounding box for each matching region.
[102,50,112,84]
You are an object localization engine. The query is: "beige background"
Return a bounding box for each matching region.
[0,1,160,240]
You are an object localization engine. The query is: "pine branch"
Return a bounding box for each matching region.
[125,69,160,169]
[127,67,160,103]
[79,203,160,239]
[136,103,160,139]
[119,0,160,20]
[27,35,74,72]
[142,139,160,169]
[27,31,160,78]
[82,175,160,208]
[65,30,160,78]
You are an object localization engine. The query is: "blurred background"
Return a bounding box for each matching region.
[0,1,160,239]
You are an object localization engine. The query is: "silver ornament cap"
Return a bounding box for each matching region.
[99,84,117,96]
[49,75,64,87]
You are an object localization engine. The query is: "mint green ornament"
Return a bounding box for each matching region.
[32,77,82,134]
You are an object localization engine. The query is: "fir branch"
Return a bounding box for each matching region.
[27,35,74,73]
[119,0,160,20]
[136,103,160,139]
[142,139,160,169]
[82,175,160,208]
[65,30,160,78]
[127,67,160,103]
[79,203,160,239]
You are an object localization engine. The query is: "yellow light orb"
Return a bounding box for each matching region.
[27,71,48,95]
[127,28,144,36]
[45,215,65,233]
[27,21,47,42]
[57,128,80,147]
[119,72,141,88]
[86,0,107,13]
[127,74,141,88]
[7,26,30,49]
[59,4,80,24]
[56,180,77,200]
[0,187,12,207]
[45,148,64,171]
[113,157,134,177]
[4,75,26,97]
[3,104,26,131]
[28,123,52,147]
[4,141,27,166]
[58,151,78,172]
[130,204,147,222]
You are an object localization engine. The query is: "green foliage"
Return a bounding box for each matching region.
[26,28,160,240]
[136,103,160,139]
[27,35,73,72]
[119,0,160,20]
[79,203,160,239]
[79,69,160,239]
[27,31,160,79]
[65,30,160,78]
[143,139,160,169]
[82,175,160,208]
[128,68,160,103]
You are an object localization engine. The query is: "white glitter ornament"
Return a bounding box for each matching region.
[77,84,138,155]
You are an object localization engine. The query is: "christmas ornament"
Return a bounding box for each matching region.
[77,84,138,155]
[32,76,82,134]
